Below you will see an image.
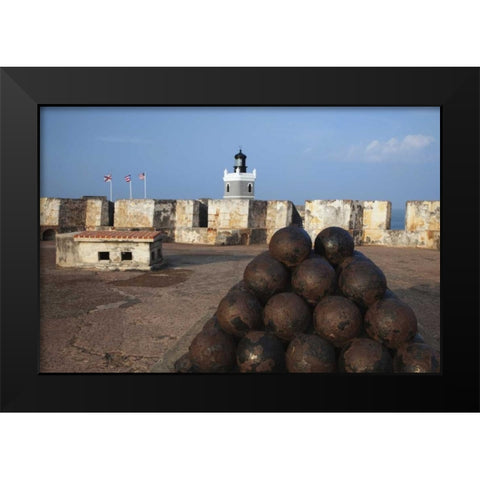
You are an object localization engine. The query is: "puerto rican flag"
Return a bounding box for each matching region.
[139,172,145,180]
[124,174,131,183]
[104,174,112,182]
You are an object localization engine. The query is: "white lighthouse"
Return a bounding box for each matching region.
[223,149,256,199]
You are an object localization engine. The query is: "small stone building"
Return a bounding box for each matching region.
[56,230,163,271]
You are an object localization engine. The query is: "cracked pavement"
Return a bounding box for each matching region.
[39,241,440,373]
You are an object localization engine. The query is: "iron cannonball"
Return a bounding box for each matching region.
[285,334,336,373]
[338,259,387,308]
[243,251,290,304]
[202,314,222,332]
[173,352,195,373]
[411,332,425,344]
[393,342,440,373]
[313,295,363,347]
[291,256,336,306]
[314,227,355,266]
[189,328,236,373]
[336,250,372,277]
[236,331,286,373]
[228,279,257,297]
[268,225,312,268]
[383,288,399,300]
[263,292,312,342]
[364,297,418,349]
[339,337,393,373]
[217,289,263,338]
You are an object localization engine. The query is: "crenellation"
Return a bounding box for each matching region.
[405,201,440,232]
[42,196,440,250]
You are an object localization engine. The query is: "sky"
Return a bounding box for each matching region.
[40,107,440,211]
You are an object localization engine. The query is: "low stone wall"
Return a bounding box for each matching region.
[42,196,440,249]
[266,200,293,243]
[208,199,250,229]
[40,196,112,239]
[304,199,364,241]
[362,229,440,250]
[305,199,439,250]
[405,201,440,232]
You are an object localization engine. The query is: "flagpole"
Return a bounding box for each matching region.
[144,171,147,199]
[129,179,132,199]
[110,180,112,202]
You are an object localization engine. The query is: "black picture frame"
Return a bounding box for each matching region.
[1,67,478,412]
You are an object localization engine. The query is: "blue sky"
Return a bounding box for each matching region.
[40,107,440,211]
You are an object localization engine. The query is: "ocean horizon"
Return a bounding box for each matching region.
[391,208,405,230]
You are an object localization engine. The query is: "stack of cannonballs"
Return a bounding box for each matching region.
[174,225,440,374]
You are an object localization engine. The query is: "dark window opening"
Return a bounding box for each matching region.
[151,251,155,261]
[98,251,110,260]
[248,184,252,193]
[121,251,132,261]
[226,184,230,193]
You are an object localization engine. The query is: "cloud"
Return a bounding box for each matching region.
[97,135,153,144]
[364,134,435,161]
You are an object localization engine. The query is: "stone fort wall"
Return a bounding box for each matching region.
[40,197,440,249]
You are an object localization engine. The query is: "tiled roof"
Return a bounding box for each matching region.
[74,231,162,242]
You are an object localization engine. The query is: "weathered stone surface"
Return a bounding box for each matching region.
[215,228,267,246]
[56,232,81,266]
[248,200,268,228]
[56,232,162,271]
[43,196,440,250]
[153,200,177,228]
[114,199,155,228]
[40,197,61,226]
[175,227,211,244]
[175,200,201,228]
[304,199,364,241]
[208,199,250,229]
[362,201,391,230]
[84,196,111,229]
[405,201,440,232]
[58,199,86,231]
[362,229,440,250]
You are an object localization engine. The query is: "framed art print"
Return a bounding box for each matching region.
[1,67,478,412]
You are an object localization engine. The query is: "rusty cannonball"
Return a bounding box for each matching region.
[263,292,312,341]
[243,251,290,303]
[202,314,222,332]
[393,342,440,373]
[336,250,372,277]
[285,334,336,373]
[338,259,387,308]
[314,227,355,266]
[189,328,236,373]
[269,225,312,268]
[236,331,286,373]
[228,280,256,297]
[383,288,399,300]
[339,337,393,373]
[291,256,336,306]
[411,332,425,344]
[364,297,418,349]
[173,352,195,373]
[217,289,263,338]
[313,295,363,347]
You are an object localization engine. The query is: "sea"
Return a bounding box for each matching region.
[390,208,406,230]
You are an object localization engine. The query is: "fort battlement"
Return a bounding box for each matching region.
[40,197,440,250]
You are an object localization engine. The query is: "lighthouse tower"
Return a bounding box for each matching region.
[223,149,256,199]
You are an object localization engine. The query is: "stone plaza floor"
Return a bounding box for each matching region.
[39,241,440,373]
